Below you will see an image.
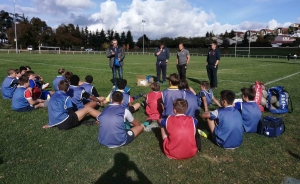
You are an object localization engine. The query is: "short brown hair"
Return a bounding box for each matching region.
[24,71,35,77]
[212,40,218,46]
[7,68,15,75]
[220,90,235,105]
[58,68,65,75]
[200,81,209,89]
[241,87,255,101]
[173,99,188,114]
[18,76,29,85]
[65,71,73,81]
[168,73,180,86]
[150,83,160,91]
[58,79,70,92]
[178,79,189,90]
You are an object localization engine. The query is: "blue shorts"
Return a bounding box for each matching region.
[125,130,135,145]
[14,106,34,112]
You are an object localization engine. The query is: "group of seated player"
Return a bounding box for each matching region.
[1,69,262,160]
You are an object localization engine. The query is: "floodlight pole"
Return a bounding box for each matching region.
[14,0,18,54]
[142,20,145,55]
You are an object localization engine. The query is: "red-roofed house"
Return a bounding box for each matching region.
[259,29,273,36]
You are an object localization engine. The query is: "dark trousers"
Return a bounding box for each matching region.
[112,66,123,86]
[177,64,187,80]
[156,61,167,82]
[206,65,218,88]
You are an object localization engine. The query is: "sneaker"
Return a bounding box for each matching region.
[162,81,166,85]
[198,129,210,138]
[134,93,143,100]
[156,81,160,84]
[144,122,159,132]
[42,83,49,89]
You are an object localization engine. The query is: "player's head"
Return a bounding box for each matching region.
[24,71,35,80]
[58,79,70,92]
[25,66,31,71]
[65,71,73,81]
[200,81,209,90]
[112,91,123,104]
[168,73,180,86]
[178,43,184,50]
[58,68,66,75]
[211,40,218,49]
[19,66,27,75]
[241,87,255,101]
[18,76,29,86]
[111,39,118,47]
[178,79,189,90]
[69,75,80,86]
[173,99,188,114]
[7,68,17,77]
[159,42,165,49]
[150,82,160,91]
[85,75,93,83]
[220,90,235,106]
[117,79,127,90]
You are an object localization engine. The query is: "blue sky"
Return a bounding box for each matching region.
[1,0,299,39]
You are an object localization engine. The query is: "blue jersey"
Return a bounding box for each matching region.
[80,82,94,95]
[48,91,73,127]
[183,90,200,118]
[29,79,36,88]
[210,106,244,148]
[66,85,85,110]
[109,91,131,109]
[53,76,65,91]
[162,88,184,117]
[197,89,214,107]
[12,87,30,110]
[97,104,127,148]
[1,76,18,99]
[235,101,262,133]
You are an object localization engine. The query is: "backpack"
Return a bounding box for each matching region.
[252,81,265,112]
[258,116,285,137]
[267,86,293,114]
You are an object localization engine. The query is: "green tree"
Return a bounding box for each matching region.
[205,31,209,38]
[136,34,150,48]
[229,30,235,38]
[114,31,121,43]
[0,10,13,42]
[120,31,126,46]
[125,30,134,49]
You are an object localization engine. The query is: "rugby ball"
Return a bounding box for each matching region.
[274,101,280,108]
[270,104,276,110]
[262,90,268,98]
[261,84,266,90]
[270,95,277,104]
[260,97,267,106]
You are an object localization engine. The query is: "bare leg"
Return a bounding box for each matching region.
[84,101,97,108]
[130,125,144,138]
[161,127,168,140]
[75,106,101,121]
[207,119,216,134]
[34,102,44,109]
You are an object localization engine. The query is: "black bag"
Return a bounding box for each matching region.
[258,116,285,137]
[195,131,201,151]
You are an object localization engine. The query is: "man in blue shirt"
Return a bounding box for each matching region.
[155,42,170,84]
[97,91,144,148]
[42,79,101,130]
[206,41,221,89]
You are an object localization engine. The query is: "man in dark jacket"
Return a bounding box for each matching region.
[206,41,220,89]
[154,42,170,84]
[106,39,125,88]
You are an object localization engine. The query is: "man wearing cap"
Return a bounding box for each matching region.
[206,40,220,89]
[154,42,170,84]
[176,43,190,80]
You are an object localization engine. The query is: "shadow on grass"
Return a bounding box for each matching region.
[257,60,300,65]
[187,77,201,85]
[0,157,3,165]
[152,128,164,153]
[95,152,152,184]
[287,150,300,159]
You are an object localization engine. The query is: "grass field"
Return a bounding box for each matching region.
[0,53,300,184]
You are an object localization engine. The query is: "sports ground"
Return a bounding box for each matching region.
[0,53,299,183]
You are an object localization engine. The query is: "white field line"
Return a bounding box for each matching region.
[235,71,300,96]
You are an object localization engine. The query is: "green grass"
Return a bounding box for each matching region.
[0,53,300,184]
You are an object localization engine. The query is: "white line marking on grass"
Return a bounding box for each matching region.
[235,71,300,96]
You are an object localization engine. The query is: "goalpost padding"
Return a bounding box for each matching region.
[38,46,60,54]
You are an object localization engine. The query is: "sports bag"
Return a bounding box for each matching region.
[267,86,293,114]
[258,116,285,137]
[253,81,265,112]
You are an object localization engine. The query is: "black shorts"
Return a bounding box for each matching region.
[57,113,79,130]
[14,106,34,112]
[128,106,135,113]
[125,130,135,145]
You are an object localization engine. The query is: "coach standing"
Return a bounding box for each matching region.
[206,41,220,89]
[176,43,190,80]
[106,39,125,88]
[154,42,170,84]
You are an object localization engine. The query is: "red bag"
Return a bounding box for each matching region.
[253,81,265,112]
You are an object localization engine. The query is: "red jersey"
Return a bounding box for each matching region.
[146,91,163,120]
[163,115,197,160]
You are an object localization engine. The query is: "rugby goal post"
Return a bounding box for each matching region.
[234,33,250,58]
[38,46,60,54]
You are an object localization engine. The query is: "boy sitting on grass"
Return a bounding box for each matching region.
[42,79,101,130]
[1,68,18,99]
[197,81,221,112]
[235,87,262,133]
[178,79,199,118]
[12,76,46,112]
[201,90,244,149]
[24,71,52,100]
[162,73,184,117]
[102,79,140,113]
[97,91,144,148]
[80,75,104,104]
[53,68,66,91]
[159,99,198,159]
[67,75,103,110]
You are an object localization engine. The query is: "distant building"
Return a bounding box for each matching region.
[259,29,273,36]
[271,36,296,45]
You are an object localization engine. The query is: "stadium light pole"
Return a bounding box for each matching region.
[142,20,145,55]
[14,0,18,54]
